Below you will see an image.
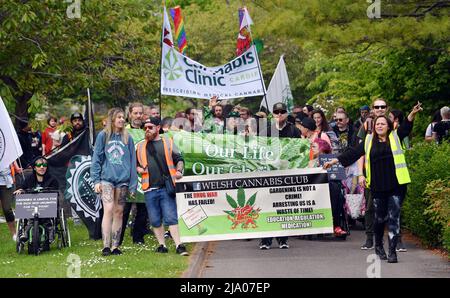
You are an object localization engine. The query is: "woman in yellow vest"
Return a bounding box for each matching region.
[324,102,422,263]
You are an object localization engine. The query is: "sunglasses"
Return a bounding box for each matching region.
[35,163,48,168]
[373,105,387,110]
[273,110,287,115]
[336,118,346,122]
[143,125,156,131]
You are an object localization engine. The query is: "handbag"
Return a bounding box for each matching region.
[149,142,176,197]
[345,193,366,219]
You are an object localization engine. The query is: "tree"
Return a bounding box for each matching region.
[0,0,161,124]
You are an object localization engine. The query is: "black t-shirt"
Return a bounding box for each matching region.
[265,121,301,138]
[18,171,59,191]
[433,120,450,144]
[333,125,355,152]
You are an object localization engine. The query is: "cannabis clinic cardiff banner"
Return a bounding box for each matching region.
[161,43,265,99]
[176,168,334,242]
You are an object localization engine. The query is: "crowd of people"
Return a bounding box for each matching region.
[1,96,449,263]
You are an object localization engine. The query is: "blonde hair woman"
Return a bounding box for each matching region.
[91,108,137,256]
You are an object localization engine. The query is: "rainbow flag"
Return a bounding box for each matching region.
[170,6,188,54]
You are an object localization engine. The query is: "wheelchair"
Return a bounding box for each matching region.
[15,188,71,255]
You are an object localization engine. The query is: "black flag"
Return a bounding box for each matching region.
[47,90,102,240]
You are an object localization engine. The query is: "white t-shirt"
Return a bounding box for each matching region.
[425,123,435,138]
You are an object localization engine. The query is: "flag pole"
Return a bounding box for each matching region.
[87,88,94,149]
[159,1,166,118]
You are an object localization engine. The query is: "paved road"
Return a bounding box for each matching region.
[199,230,449,278]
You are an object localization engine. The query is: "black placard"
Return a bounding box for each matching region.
[15,193,58,219]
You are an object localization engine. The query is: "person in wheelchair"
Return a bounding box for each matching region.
[14,156,59,245]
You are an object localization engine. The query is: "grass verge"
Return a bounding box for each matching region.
[0,220,191,278]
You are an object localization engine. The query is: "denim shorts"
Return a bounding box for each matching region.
[144,188,178,227]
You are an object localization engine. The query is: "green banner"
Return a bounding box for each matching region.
[170,131,310,176]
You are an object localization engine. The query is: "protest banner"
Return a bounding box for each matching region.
[176,168,333,242]
[170,130,310,176]
[160,7,265,100]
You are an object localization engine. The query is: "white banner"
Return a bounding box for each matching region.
[176,168,333,243]
[261,55,293,113]
[161,43,265,100]
[0,96,23,169]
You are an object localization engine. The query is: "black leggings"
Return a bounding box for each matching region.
[0,186,15,223]
[372,190,405,248]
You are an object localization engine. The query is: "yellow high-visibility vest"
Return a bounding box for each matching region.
[364,130,411,188]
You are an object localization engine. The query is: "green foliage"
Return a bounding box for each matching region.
[0,0,161,119]
[423,179,450,252]
[403,142,450,248]
[1,0,449,132]
[0,220,190,277]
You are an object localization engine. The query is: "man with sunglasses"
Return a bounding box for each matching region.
[14,157,59,194]
[259,103,300,250]
[356,99,388,143]
[266,102,301,138]
[136,117,188,256]
[332,111,356,153]
[14,156,59,244]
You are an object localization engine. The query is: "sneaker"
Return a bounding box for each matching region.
[102,247,111,256]
[176,244,189,256]
[133,239,145,245]
[111,248,122,255]
[259,240,271,250]
[155,244,168,253]
[396,241,407,252]
[279,241,289,249]
[12,234,17,242]
[361,238,374,250]
[164,231,172,239]
[19,234,28,243]
[259,243,270,250]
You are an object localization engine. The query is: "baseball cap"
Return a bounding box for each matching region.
[70,112,84,122]
[294,112,307,123]
[360,105,370,111]
[141,116,161,128]
[272,102,287,112]
[297,117,316,131]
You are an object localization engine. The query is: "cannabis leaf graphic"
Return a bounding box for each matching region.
[162,48,182,80]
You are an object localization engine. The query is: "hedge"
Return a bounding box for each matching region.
[403,141,450,252]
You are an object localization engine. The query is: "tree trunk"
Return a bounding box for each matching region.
[15,92,32,127]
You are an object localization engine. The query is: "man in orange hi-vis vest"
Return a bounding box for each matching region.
[136,117,188,256]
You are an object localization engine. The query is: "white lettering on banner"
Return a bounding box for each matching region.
[161,44,265,100]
